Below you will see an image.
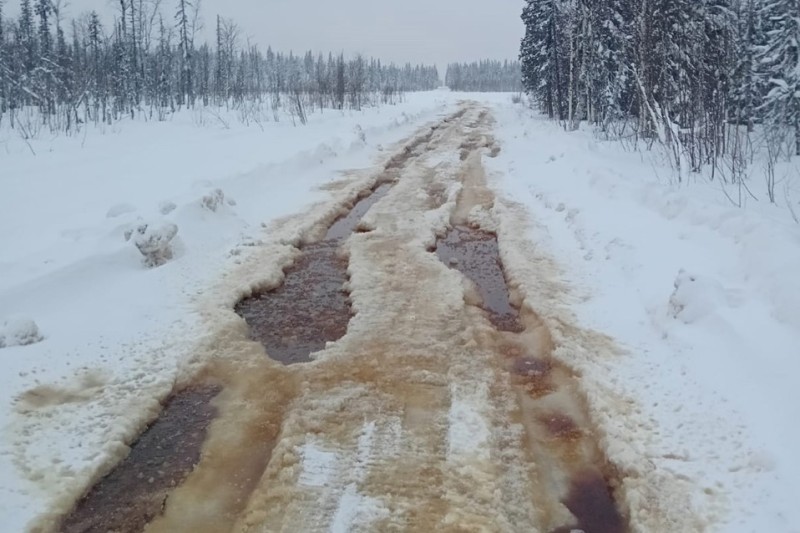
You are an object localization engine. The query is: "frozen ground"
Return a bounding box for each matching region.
[486,98,800,532]
[2,91,799,532]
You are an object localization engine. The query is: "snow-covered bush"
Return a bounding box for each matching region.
[0,318,44,348]
[126,221,179,267]
[668,270,739,324]
[354,125,367,144]
[159,201,177,215]
[201,189,226,212]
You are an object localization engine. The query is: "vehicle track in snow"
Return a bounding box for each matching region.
[51,104,632,533]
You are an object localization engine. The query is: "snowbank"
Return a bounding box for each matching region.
[486,97,800,532]
[0,92,458,531]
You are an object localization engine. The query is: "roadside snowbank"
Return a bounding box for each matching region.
[486,98,800,532]
[0,92,457,531]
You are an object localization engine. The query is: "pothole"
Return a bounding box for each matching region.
[438,156,627,532]
[235,183,392,364]
[551,469,626,533]
[435,225,523,332]
[59,385,221,533]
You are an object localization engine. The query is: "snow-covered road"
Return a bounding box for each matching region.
[113,103,633,533]
[3,95,799,532]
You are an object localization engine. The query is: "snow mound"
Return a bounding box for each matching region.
[106,203,137,218]
[200,189,235,212]
[126,221,179,267]
[313,143,338,163]
[0,317,44,348]
[159,201,177,215]
[668,270,739,324]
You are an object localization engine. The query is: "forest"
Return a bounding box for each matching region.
[0,0,440,134]
[520,0,800,203]
[444,60,522,92]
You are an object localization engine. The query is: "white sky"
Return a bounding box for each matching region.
[5,0,525,72]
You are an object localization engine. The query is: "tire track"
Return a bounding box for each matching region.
[52,103,635,533]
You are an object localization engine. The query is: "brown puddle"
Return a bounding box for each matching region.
[539,412,583,441]
[435,225,523,332]
[236,183,392,364]
[436,218,626,532]
[60,385,221,533]
[551,470,625,533]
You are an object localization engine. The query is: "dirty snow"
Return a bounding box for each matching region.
[0,92,459,531]
[3,90,799,533]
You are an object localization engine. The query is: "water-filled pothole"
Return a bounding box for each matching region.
[60,385,220,533]
[236,183,392,364]
[551,470,626,533]
[435,225,523,332]
[435,223,627,533]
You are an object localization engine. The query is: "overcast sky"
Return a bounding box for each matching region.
[6,0,525,71]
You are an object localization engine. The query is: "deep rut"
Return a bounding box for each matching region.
[53,104,630,533]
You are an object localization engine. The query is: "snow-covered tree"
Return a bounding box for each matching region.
[758,0,800,154]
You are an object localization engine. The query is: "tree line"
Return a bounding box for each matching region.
[445,60,522,92]
[520,0,800,201]
[0,0,440,134]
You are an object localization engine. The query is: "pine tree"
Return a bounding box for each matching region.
[0,0,7,115]
[175,0,193,106]
[758,0,800,154]
[520,0,565,119]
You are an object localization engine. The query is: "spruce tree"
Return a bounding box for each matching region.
[758,0,800,154]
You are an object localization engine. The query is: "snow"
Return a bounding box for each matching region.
[483,96,800,532]
[447,382,492,462]
[0,93,458,531]
[129,220,180,267]
[4,89,800,532]
[0,318,44,349]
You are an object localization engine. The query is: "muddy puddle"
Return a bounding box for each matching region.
[59,385,220,533]
[435,223,627,533]
[236,183,392,364]
[551,470,626,533]
[435,225,523,332]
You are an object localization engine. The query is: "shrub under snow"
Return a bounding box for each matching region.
[668,269,739,324]
[159,201,177,215]
[201,189,225,212]
[126,221,179,267]
[0,318,44,348]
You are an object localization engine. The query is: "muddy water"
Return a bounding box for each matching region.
[552,470,626,533]
[236,184,392,364]
[59,386,220,533]
[435,223,627,533]
[435,225,523,332]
